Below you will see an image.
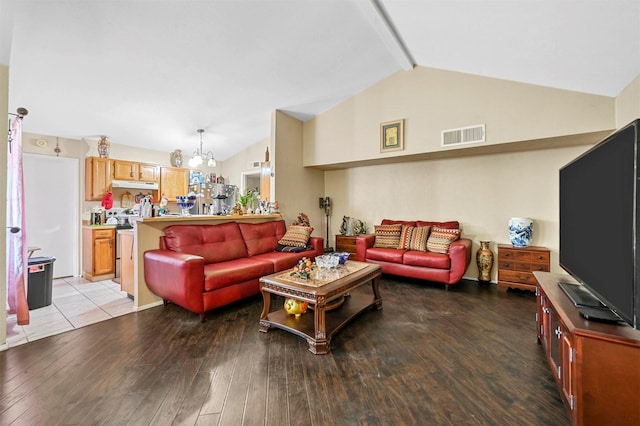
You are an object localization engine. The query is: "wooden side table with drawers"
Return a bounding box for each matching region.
[497,244,550,292]
[335,234,358,259]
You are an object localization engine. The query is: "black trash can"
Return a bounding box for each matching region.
[27,256,56,310]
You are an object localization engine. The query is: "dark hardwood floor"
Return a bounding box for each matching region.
[1,277,569,425]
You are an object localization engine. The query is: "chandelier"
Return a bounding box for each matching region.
[188,128,216,168]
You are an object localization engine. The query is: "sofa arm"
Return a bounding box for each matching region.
[308,236,324,258]
[448,238,472,284]
[356,234,376,261]
[144,249,206,313]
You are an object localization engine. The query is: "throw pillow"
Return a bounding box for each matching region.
[409,226,430,251]
[426,226,460,254]
[373,224,402,248]
[278,225,313,247]
[397,225,415,249]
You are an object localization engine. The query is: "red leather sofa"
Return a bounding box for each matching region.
[143,220,323,321]
[355,219,472,289]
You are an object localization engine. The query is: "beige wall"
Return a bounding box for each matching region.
[615,74,640,128]
[303,66,615,167]
[1,64,8,347]
[222,136,269,189]
[325,145,591,281]
[273,111,325,236]
[300,66,630,282]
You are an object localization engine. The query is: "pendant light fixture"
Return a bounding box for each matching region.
[188,128,216,168]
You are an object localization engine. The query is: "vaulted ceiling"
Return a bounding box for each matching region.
[4,0,639,160]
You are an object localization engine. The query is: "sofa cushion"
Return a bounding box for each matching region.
[366,247,406,263]
[253,250,314,271]
[397,225,431,251]
[403,250,451,269]
[417,220,460,229]
[373,224,402,248]
[426,226,461,254]
[163,223,249,263]
[238,220,286,256]
[278,225,313,247]
[204,258,274,292]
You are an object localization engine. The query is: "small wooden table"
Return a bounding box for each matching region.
[259,261,382,354]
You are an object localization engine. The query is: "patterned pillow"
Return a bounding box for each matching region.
[426,226,460,254]
[373,224,402,248]
[409,226,430,251]
[278,225,313,247]
[397,225,415,249]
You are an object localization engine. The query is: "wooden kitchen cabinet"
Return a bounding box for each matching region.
[535,272,640,425]
[159,167,189,201]
[497,244,550,292]
[113,160,159,182]
[85,157,113,200]
[82,226,115,281]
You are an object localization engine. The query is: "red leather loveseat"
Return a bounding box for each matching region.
[356,219,472,289]
[144,220,323,321]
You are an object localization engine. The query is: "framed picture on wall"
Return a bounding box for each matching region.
[380,119,404,152]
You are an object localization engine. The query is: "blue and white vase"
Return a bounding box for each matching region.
[508,217,533,248]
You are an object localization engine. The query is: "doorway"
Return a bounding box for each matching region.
[23,153,79,278]
[241,171,260,196]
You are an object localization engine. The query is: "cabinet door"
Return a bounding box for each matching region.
[113,160,138,180]
[85,157,112,200]
[160,167,189,201]
[138,163,160,182]
[560,326,576,415]
[93,237,114,275]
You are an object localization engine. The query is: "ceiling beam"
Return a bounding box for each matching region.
[356,0,415,70]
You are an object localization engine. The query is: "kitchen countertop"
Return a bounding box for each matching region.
[129,213,282,224]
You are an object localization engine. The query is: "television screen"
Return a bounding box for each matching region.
[559,119,639,329]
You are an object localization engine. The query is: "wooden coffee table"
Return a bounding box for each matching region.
[259,260,382,354]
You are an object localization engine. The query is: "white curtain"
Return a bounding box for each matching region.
[6,116,29,325]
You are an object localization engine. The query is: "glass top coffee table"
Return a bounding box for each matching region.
[258,260,382,354]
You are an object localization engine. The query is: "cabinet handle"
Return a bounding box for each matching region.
[130,171,134,178]
[543,307,550,314]
[504,252,510,257]
[139,172,142,179]
[555,326,562,338]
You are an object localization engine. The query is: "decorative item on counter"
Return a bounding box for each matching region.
[170,149,183,168]
[290,257,315,280]
[101,191,113,210]
[476,241,494,283]
[231,203,243,215]
[176,193,197,216]
[97,136,110,158]
[216,175,225,184]
[283,298,308,318]
[139,195,153,217]
[508,217,533,247]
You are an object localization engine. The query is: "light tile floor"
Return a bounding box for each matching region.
[5,276,134,348]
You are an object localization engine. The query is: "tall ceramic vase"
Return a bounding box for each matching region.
[476,241,494,283]
[97,136,110,158]
[508,217,533,247]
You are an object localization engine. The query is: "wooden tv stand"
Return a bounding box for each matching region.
[534,272,640,425]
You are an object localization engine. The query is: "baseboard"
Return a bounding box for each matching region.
[0,342,9,352]
[462,274,496,284]
[134,300,164,312]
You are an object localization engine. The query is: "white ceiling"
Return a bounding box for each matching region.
[4,0,640,161]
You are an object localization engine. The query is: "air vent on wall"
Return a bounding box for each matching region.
[441,124,485,147]
[248,160,260,169]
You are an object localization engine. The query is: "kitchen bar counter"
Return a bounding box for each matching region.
[130,214,283,310]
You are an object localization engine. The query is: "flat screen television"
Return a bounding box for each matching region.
[559,118,639,329]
